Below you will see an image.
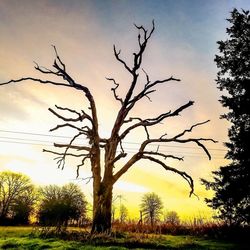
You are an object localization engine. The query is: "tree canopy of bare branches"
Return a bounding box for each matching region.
[0,21,217,232]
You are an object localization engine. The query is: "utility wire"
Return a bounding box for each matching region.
[0,128,227,152]
[0,140,53,147]
[0,129,70,139]
[0,140,225,159]
[0,138,226,160]
[0,136,56,144]
[0,135,226,156]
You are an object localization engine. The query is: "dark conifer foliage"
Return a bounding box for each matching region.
[201,8,250,225]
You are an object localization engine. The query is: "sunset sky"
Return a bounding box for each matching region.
[1,0,250,220]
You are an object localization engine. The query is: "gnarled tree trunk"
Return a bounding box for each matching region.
[91,182,113,233]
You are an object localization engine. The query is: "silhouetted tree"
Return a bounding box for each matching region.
[0,22,216,233]
[164,210,180,225]
[11,188,38,225]
[0,171,36,225]
[140,192,163,227]
[111,204,116,223]
[112,194,127,223]
[38,183,87,231]
[201,9,250,225]
[119,204,128,223]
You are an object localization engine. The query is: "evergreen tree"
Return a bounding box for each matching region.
[201,9,250,225]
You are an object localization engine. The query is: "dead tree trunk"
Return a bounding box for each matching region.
[0,21,217,233]
[92,183,113,233]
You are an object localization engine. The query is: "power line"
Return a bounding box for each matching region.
[125,142,227,152]
[0,128,227,152]
[0,137,226,160]
[123,148,225,157]
[0,129,71,139]
[0,140,53,147]
[0,140,225,159]
[0,136,56,144]
[0,135,226,156]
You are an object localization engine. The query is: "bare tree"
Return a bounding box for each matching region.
[0,22,217,232]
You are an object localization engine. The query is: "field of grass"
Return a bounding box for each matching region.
[0,226,248,249]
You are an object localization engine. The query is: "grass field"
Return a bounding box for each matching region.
[0,226,248,249]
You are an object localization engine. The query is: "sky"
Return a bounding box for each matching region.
[0,0,250,221]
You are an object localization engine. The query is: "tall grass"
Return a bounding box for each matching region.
[111,219,250,242]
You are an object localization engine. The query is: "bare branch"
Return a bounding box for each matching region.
[174,138,217,160]
[76,155,91,178]
[160,133,168,139]
[76,176,93,184]
[143,151,184,161]
[0,52,99,135]
[133,20,155,69]
[144,125,150,140]
[49,107,82,123]
[52,45,66,70]
[52,61,75,86]
[111,152,127,165]
[106,77,124,105]
[0,45,101,194]
[119,139,125,153]
[64,132,84,154]
[144,93,153,102]
[170,120,218,160]
[113,45,132,74]
[128,76,181,107]
[113,152,141,183]
[109,22,159,139]
[48,105,93,123]
[49,123,90,133]
[53,143,91,152]
[120,101,194,140]
[33,61,62,77]
[173,120,211,139]
[44,132,91,170]
[0,77,71,87]
[138,120,218,160]
[142,155,195,196]
[55,105,82,116]
[43,149,87,158]
[112,149,194,198]
[142,68,150,86]
[43,148,89,170]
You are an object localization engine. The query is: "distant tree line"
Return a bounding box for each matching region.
[0,171,88,230]
[1,171,184,230]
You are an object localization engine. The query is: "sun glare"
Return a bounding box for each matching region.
[115,180,150,193]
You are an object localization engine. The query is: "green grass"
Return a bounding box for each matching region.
[0,226,248,249]
[0,227,120,250]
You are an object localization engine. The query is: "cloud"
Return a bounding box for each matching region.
[115,180,149,193]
